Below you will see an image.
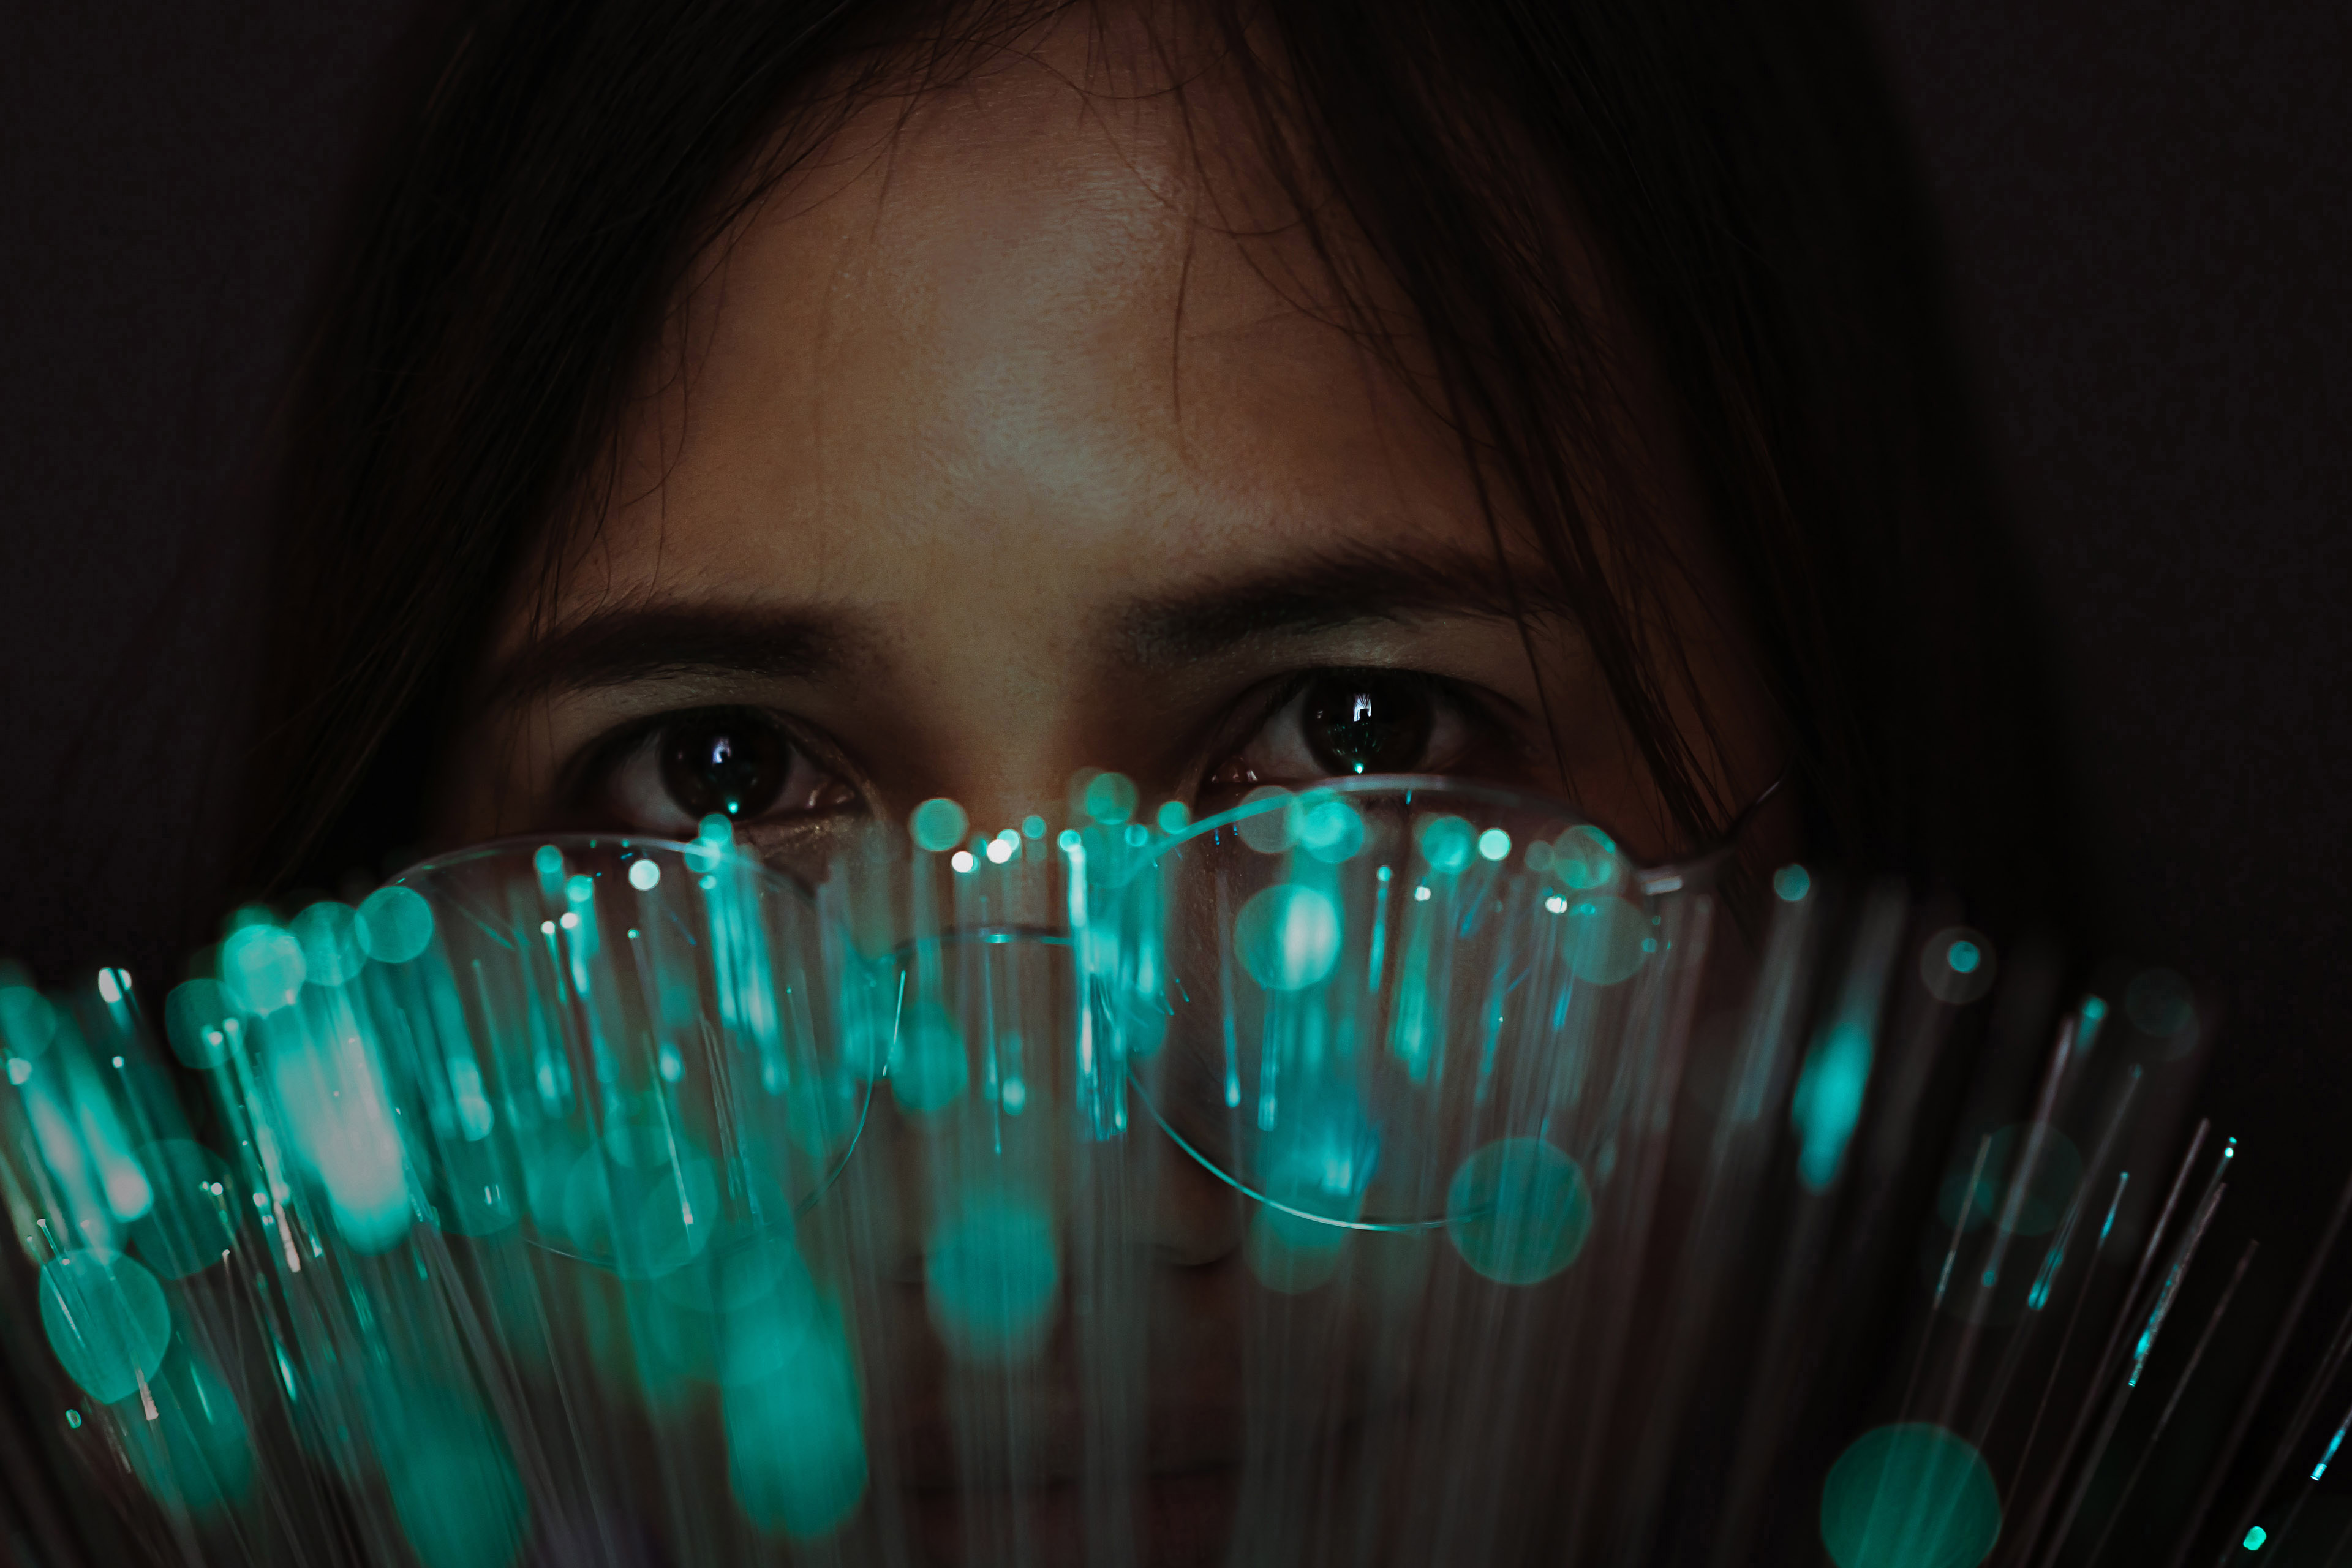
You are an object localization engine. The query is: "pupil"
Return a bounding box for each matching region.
[1302,673,1434,777]
[659,715,790,820]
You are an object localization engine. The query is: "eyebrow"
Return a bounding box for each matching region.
[472,542,1574,710]
[473,603,851,715]
[1117,542,1577,667]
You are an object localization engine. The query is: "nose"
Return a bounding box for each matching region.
[856,914,1244,1351]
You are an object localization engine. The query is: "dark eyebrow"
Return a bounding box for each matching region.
[1117,543,1577,667]
[473,603,853,714]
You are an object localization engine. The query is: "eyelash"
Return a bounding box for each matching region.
[566,668,1509,837]
[565,706,851,839]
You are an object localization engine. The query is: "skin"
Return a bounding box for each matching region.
[425,15,1784,1564]
[429,28,1779,870]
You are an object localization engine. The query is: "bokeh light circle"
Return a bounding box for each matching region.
[1563,895,1649,985]
[909,797,968,853]
[1416,815,1476,875]
[162,979,238,1070]
[888,1007,970,1115]
[1820,1423,2000,1568]
[1446,1139,1593,1285]
[1297,796,1365,864]
[1936,1123,2083,1237]
[291,901,364,988]
[39,1249,173,1404]
[1920,927,1997,1005]
[356,885,437,965]
[1551,825,1620,890]
[1236,787,1297,854]
[1082,771,1139,826]
[0,985,57,1057]
[925,1194,1061,1363]
[1236,884,1343,992]
[222,923,306,1014]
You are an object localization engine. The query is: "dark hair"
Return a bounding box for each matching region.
[244,0,2073,939]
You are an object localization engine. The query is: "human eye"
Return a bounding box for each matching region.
[578,706,857,840]
[1200,668,1501,801]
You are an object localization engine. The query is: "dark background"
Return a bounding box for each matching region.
[0,0,2345,1531]
[10,4,2341,1151]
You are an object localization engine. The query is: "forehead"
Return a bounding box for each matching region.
[549,31,1495,628]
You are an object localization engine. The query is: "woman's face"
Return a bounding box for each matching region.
[428,29,1776,870]
[420,25,1784,1566]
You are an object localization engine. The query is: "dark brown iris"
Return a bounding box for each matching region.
[659,712,793,821]
[1301,672,1434,777]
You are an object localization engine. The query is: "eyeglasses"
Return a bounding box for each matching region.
[286,772,1764,1281]
[4,767,2233,1568]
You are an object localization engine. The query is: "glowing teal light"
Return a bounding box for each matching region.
[0,985,57,1057]
[119,1345,252,1520]
[1920,927,1996,1004]
[1156,799,1190,834]
[270,1022,411,1252]
[1298,797,1365,864]
[39,1250,172,1404]
[1476,827,1512,862]
[1446,1139,1593,1285]
[1417,815,1476,874]
[925,1194,1061,1363]
[1563,895,1648,986]
[127,1139,236,1279]
[355,885,435,965]
[567,1144,720,1281]
[1819,1423,2000,1568]
[1792,1021,1872,1191]
[698,813,733,844]
[1022,814,1047,839]
[2076,994,2109,1056]
[532,844,563,877]
[2245,1526,2267,1549]
[221,924,306,1014]
[1235,884,1343,992]
[1773,864,1812,902]
[1551,824,1619,890]
[64,1409,80,1429]
[1082,771,1139,826]
[384,1400,530,1568]
[723,1311,867,1539]
[292,901,364,988]
[888,1008,968,1114]
[162,979,236,1070]
[909,797,967,853]
[628,858,661,891]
